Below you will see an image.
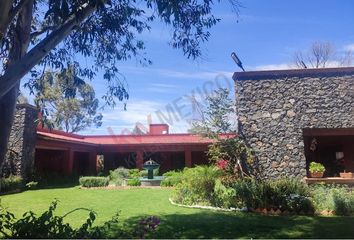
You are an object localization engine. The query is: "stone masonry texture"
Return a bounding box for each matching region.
[2,104,38,180]
[234,68,354,178]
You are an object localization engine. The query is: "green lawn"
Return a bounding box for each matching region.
[1,187,354,239]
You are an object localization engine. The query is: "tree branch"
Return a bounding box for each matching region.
[0,1,101,98]
[30,25,58,39]
[0,0,31,43]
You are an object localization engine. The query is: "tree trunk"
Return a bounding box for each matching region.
[0,2,98,98]
[0,0,33,171]
[0,1,100,168]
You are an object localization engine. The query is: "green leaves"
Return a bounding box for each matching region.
[34,64,103,133]
[190,88,236,137]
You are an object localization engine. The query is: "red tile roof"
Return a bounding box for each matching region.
[37,128,235,146]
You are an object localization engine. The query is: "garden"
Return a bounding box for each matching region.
[1,136,354,238]
[0,88,353,238]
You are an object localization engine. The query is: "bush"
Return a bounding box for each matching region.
[213,179,237,208]
[127,178,141,186]
[310,184,335,212]
[128,169,141,178]
[232,178,313,212]
[110,167,130,180]
[311,184,354,215]
[79,177,109,188]
[160,170,183,187]
[207,137,254,178]
[172,166,222,206]
[0,175,23,193]
[109,167,130,186]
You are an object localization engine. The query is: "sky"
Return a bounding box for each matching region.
[24,0,354,135]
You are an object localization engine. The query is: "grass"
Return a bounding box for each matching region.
[1,186,354,238]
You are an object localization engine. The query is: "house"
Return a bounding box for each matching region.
[2,105,232,179]
[233,67,354,178]
[35,124,226,176]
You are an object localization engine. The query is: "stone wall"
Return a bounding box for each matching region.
[234,68,354,178]
[2,104,38,180]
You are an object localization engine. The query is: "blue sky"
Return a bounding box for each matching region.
[24,0,354,135]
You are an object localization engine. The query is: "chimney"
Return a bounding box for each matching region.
[149,124,169,135]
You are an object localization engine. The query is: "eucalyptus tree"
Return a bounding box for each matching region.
[35,64,103,133]
[0,0,240,167]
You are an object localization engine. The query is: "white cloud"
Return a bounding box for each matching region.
[82,98,197,135]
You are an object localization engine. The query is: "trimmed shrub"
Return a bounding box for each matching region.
[79,177,109,188]
[160,170,183,187]
[127,178,141,186]
[0,175,23,193]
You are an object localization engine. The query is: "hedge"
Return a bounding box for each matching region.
[79,177,109,188]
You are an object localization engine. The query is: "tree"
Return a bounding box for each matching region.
[293,41,353,68]
[189,88,236,138]
[35,65,103,133]
[0,0,241,167]
[190,88,253,180]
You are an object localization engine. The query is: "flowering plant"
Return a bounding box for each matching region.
[135,216,161,239]
[216,159,228,170]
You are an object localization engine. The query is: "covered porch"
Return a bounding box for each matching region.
[303,128,354,182]
[98,144,208,174]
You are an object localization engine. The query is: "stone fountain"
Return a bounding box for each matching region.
[140,159,163,186]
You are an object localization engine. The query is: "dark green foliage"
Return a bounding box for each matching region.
[0,200,160,239]
[79,176,109,188]
[160,170,183,187]
[127,178,141,186]
[32,171,79,188]
[232,178,313,212]
[0,175,23,193]
[35,65,103,133]
[10,0,241,108]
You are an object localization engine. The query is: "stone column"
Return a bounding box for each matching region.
[2,104,38,180]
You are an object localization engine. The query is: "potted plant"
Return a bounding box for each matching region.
[340,170,354,178]
[309,162,325,178]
